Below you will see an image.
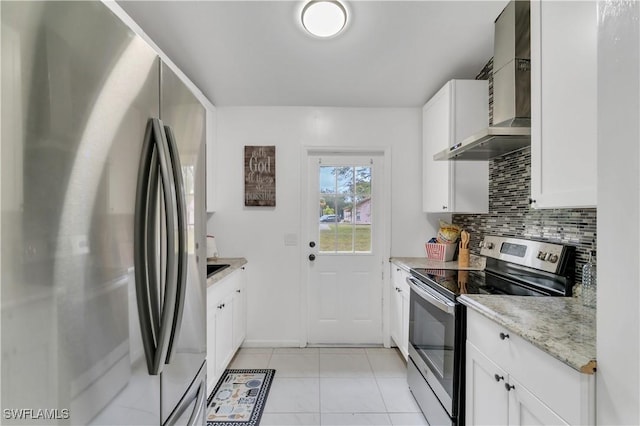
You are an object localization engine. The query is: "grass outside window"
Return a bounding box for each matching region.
[319,223,372,253]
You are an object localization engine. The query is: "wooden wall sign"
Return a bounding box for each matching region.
[244,145,276,206]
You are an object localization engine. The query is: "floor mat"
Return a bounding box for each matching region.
[206,369,275,425]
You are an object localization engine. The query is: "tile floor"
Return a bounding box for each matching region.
[228,347,428,426]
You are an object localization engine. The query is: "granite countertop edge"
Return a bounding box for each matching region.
[389,257,416,272]
[459,294,597,375]
[206,257,247,287]
[390,256,485,271]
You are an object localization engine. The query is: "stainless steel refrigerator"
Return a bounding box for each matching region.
[1,1,207,424]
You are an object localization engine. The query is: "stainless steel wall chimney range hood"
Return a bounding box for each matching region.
[434,0,530,161]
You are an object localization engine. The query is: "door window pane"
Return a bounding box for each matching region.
[318,165,372,254]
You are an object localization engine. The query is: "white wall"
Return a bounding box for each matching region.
[597,1,640,424]
[208,107,438,346]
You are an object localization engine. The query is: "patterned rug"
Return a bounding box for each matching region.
[206,369,275,425]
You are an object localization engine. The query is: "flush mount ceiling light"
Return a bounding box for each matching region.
[301,0,348,38]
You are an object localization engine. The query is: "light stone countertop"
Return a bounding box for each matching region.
[459,295,597,374]
[206,257,247,288]
[390,256,485,272]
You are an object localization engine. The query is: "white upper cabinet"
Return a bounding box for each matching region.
[422,80,489,213]
[530,0,597,209]
[206,106,217,212]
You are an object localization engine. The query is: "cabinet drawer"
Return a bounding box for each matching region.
[390,264,410,293]
[466,309,593,425]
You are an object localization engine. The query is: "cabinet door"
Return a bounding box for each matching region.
[508,377,569,426]
[530,0,597,208]
[390,279,403,350]
[214,294,234,377]
[399,286,410,360]
[232,267,247,350]
[206,288,218,394]
[466,342,509,426]
[390,265,409,358]
[423,86,452,212]
[423,80,489,213]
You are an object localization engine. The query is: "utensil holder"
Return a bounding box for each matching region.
[458,247,470,268]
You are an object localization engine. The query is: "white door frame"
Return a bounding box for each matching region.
[299,146,392,347]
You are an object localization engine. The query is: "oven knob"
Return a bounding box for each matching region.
[486,242,494,249]
[537,251,547,260]
[548,254,559,263]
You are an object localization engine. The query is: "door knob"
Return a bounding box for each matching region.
[309,254,316,261]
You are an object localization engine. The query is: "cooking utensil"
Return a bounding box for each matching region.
[460,231,470,249]
[459,231,470,267]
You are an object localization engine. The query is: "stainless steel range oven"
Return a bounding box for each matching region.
[406,236,575,426]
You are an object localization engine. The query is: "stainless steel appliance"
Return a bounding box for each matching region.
[434,0,531,161]
[1,2,206,424]
[407,236,575,425]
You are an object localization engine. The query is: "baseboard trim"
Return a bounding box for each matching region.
[241,339,302,348]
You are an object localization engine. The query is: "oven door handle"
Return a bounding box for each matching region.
[406,277,456,314]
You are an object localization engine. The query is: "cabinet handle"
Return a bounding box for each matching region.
[505,383,515,391]
[442,205,448,210]
[396,268,400,272]
[499,332,509,340]
[494,374,504,382]
[236,289,241,293]
[528,198,536,205]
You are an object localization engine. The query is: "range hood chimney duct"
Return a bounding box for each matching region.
[434,0,531,161]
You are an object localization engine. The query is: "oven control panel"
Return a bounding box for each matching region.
[479,236,567,274]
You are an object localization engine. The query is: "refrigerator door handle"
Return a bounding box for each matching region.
[135,118,162,374]
[154,118,180,373]
[134,118,179,375]
[164,125,188,364]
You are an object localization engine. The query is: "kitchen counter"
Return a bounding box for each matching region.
[206,257,247,288]
[390,256,485,272]
[459,294,597,374]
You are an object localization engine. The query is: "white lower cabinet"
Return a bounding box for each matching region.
[466,342,509,425]
[206,265,247,394]
[507,376,568,426]
[466,342,566,426]
[465,309,595,426]
[389,264,410,360]
[214,293,234,377]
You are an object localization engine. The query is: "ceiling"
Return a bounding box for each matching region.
[117,1,509,108]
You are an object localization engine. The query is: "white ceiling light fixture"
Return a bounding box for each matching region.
[301,0,348,38]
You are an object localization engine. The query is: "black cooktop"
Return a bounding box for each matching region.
[411,262,572,301]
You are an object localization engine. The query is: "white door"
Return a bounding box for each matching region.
[305,153,385,345]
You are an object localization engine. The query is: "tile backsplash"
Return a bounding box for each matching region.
[453,58,597,287]
[453,147,597,286]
